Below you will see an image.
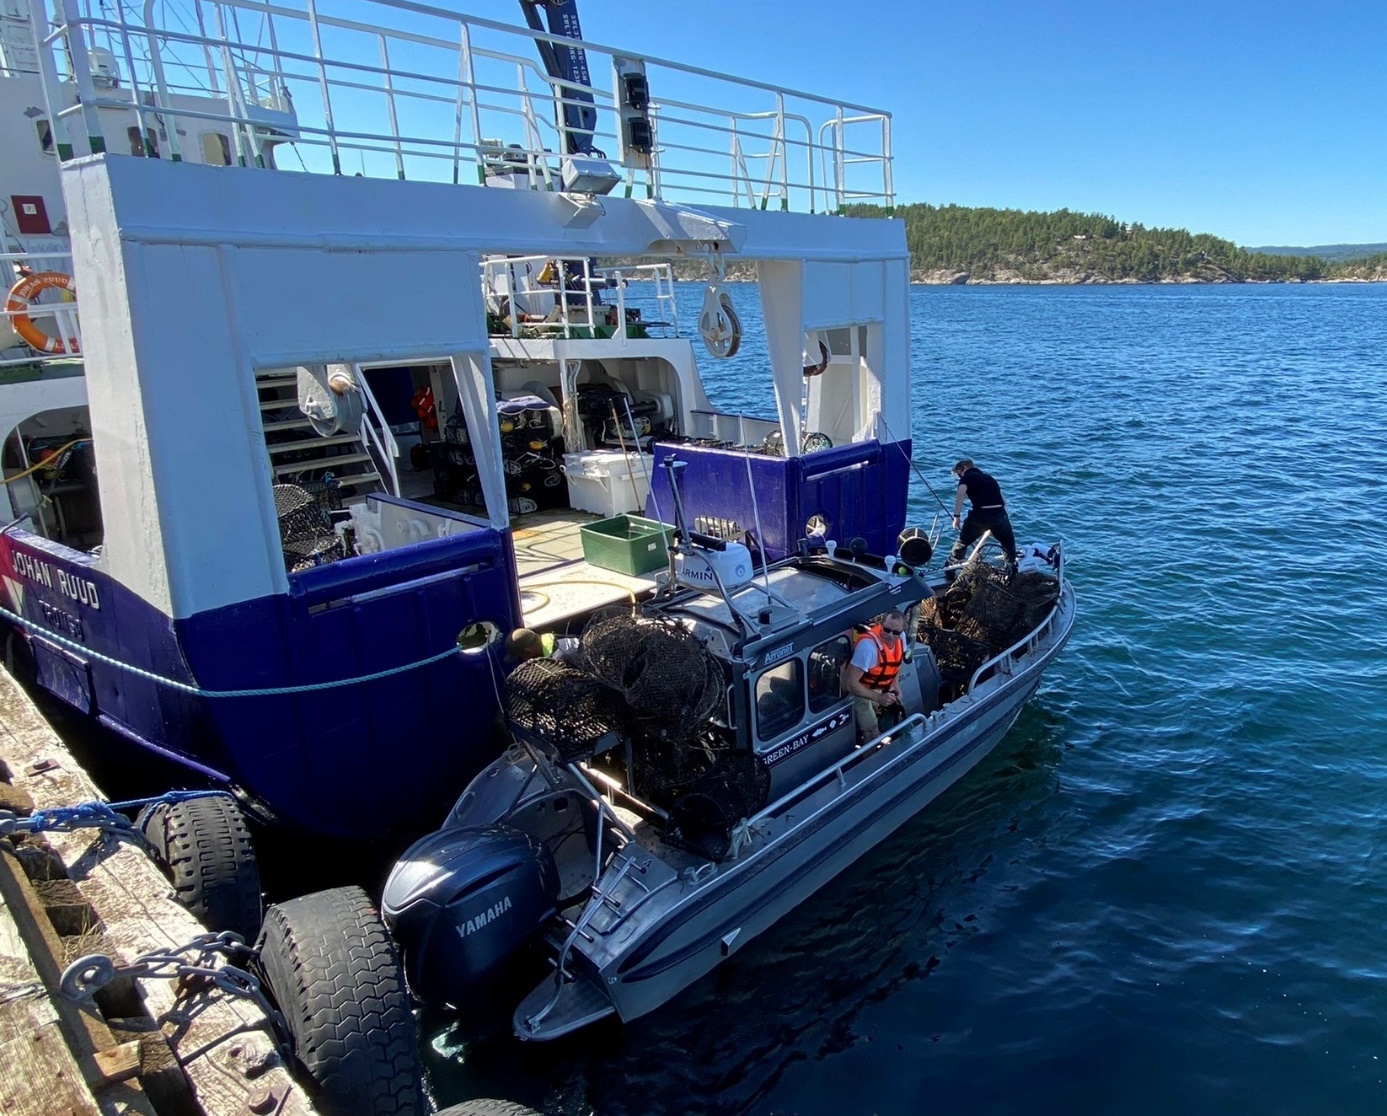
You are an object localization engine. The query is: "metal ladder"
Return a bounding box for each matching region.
[255,369,385,497]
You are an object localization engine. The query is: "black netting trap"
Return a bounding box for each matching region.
[504,658,628,760]
[1010,571,1062,630]
[925,627,991,682]
[916,595,941,630]
[666,750,772,861]
[274,483,345,572]
[581,611,724,734]
[955,578,1026,652]
[916,561,1063,697]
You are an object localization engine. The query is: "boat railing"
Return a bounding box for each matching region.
[483,255,678,341]
[739,712,929,837]
[1,250,82,368]
[30,0,892,213]
[966,547,1069,692]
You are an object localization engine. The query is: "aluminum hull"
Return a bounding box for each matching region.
[517,581,1076,1037]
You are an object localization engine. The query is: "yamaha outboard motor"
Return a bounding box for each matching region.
[382,824,559,1008]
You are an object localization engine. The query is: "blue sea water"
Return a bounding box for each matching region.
[426,283,1387,1114]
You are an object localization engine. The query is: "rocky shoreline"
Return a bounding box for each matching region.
[913,268,1387,285]
[651,263,1387,286]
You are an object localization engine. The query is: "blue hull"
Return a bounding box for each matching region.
[0,513,519,840]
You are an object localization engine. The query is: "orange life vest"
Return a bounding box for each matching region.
[852,624,904,691]
[412,385,438,431]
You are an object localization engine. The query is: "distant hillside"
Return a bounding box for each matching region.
[842,203,1387,284]
[1249,243,1387,262]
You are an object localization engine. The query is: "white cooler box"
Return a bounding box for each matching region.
[564,450,654,517]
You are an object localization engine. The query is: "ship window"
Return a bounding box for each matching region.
[754,659,802,741]
[807,635,850,714]
[36,119,54,156]
[200,131,233,166]
[126,126,159,157]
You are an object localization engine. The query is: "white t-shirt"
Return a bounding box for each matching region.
[850,635,881,673]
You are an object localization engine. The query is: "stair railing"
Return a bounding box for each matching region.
[352,367,400,496]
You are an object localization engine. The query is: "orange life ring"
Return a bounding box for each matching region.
[5,272,79,355]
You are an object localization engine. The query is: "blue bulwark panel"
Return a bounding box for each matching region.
[0,509,522,840]
[647,440,910,560]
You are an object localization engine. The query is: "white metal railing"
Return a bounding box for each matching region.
[1,251,82,368]
[745,712,929,832]
[967,547,1069,692]
[482,255,678,341]
[28,0,892,213]
[351,364,400,497]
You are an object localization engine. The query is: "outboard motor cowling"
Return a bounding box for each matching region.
[381,824,559,1007]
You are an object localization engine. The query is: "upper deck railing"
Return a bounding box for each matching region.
[27,0,894,214]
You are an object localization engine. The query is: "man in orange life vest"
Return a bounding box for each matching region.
[843,609,907,743]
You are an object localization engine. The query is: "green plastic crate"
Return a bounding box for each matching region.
[580,515,671,576]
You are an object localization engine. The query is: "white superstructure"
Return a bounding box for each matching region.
[0,0,918,844]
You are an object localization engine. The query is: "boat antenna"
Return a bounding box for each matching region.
[879,413,951,516]
[740,413,772,591]
[660,458,753,637]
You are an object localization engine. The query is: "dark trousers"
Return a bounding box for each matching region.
[950,507,1017,567]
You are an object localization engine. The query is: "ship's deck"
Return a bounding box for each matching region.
[513,509,660,630]
[391,476,661,629]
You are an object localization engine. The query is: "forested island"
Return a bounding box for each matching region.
[844,203,1387,284]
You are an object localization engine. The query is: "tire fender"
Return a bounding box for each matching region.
[138,794,262,941]
[255,886,425,1116]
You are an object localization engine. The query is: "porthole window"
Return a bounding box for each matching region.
[754,658,802,741]
[456,621,502,654]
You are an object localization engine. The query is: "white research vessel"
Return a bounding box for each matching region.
[0,0,920,842]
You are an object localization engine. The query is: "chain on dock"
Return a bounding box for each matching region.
[59,930,291,1058]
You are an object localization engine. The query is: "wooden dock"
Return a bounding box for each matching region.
[0,667,318,1116]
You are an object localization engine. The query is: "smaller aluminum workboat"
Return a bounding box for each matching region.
[383,496,1074,1040]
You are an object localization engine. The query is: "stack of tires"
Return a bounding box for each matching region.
[140,795,426,1114]
[141,794,538,1115]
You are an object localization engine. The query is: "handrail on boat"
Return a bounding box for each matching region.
[32,0,893,212]
[966,545,1069,693]
[350,365,400,497]
[965,589,1065,694]
[744,712,928,832]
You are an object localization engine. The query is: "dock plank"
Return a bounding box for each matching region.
[0,1025,103,1116]
[0,669,318,1116]
[0,883,102,1115]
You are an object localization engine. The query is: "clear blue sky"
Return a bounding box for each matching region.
[535,0,1386,247]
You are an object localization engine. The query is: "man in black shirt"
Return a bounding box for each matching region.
[949,458,1017,573]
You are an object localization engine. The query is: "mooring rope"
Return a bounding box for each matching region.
[0,602,461,698]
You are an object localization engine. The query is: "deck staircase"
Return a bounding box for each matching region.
[256,368,391,502]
